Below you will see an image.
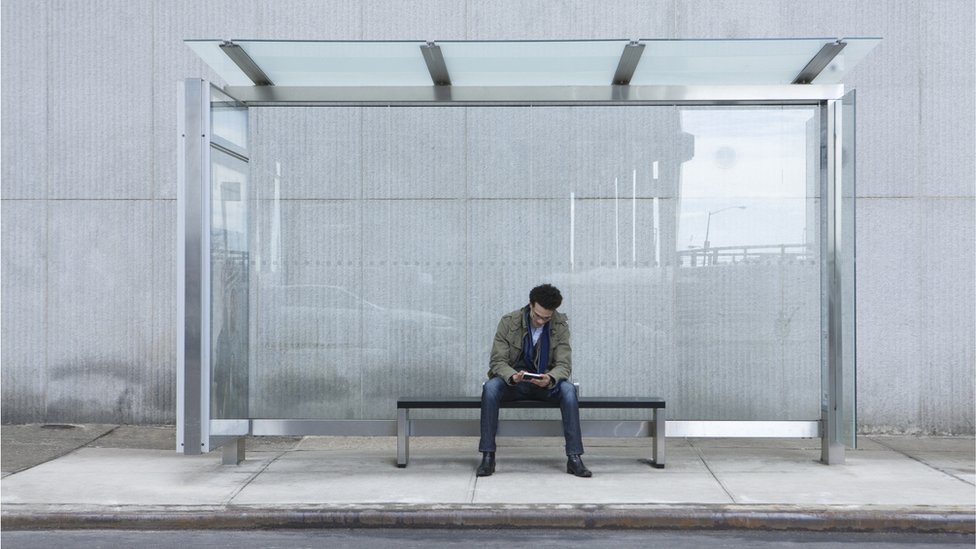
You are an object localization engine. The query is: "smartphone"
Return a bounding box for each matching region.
[521,372,546,381]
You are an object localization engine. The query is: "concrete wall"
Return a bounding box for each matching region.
[2,0,973,433]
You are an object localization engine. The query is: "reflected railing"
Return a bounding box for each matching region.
[678,243,814,267]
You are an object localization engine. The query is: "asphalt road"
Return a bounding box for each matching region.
[2,529,974,548]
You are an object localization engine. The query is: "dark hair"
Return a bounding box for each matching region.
[529,284,562,310]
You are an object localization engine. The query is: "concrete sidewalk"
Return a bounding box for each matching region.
[1,424,973,532]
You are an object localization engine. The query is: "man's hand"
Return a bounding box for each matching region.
[513,371,552,387]
[528,375,551,388]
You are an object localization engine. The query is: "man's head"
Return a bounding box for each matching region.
[528,284,562,328]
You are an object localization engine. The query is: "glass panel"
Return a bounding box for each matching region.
[439,40,628,86]
[241,40,431,86]
[186,38,880,87]
[632,39,825,85]
[211,88,247,152]
[813,40,882,84]
[246,105,822,421]
[675,107,821,419]
[210,142,249,419]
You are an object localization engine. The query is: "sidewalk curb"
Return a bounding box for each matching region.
[3,505,974,533]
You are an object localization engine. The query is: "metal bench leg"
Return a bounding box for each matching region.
[397,408,409,467]
[651,408,665,469]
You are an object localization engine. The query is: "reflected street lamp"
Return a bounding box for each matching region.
[704,205,746,250]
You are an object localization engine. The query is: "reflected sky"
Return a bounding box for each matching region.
[677,108,816,250]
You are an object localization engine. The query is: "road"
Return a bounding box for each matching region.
[2,529,973,548]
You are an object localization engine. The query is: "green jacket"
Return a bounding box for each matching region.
[488,305,572,386]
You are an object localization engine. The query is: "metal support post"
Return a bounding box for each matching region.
[221,438,246,465]
[821,98,846,465]
[652,407,666,468]
[177,79,211,455]
[397,408,409,467]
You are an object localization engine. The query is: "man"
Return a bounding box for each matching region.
[477,284,590,478]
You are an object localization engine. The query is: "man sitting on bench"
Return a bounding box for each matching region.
[477,284,591,478]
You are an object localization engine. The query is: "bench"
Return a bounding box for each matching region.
[396,396,665,469]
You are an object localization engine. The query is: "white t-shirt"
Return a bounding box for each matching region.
[530,324,543,346]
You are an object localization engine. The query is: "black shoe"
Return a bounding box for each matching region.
[476,452,495,476]
[566,454,592,477]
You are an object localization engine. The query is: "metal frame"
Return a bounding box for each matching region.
[219,42,274,86]
[396,412,667,469]
[211,418,818,438]
[176,79,212,455]
[793,40,847,85]
[223,84,844,106]
[420,42,451,86]
[178,80,246,460]
[612,41,645,85]
[179,79,854,465]
[821,97,847,464]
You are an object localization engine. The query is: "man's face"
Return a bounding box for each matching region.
[529,302,554,328]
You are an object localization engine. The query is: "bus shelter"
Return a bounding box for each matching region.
[178,38,879,464]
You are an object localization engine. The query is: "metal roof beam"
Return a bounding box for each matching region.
[793,40,847,85]
[223,84,845,106]
[219,41,274,86]
[421,42,452,86]
[612,41,645,85]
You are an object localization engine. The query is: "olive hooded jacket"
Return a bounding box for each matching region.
[487,305,572,387]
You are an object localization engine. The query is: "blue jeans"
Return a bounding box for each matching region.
[478,376,584,456]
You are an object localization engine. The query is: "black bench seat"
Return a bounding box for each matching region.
[398,396,665,409]
[396,396,665,469]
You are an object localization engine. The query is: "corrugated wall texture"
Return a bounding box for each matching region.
[1,0,973,433]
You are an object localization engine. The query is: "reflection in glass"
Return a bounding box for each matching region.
[211,88,248,152]
[677,108,818,267]
[211,149,249,419]
[675,107,821,421]
[209,87,251,421]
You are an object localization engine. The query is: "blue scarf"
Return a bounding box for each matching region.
[521,308,550,375]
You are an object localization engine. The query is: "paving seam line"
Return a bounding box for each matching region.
[688,439,737,504]
[866,436,976,487]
